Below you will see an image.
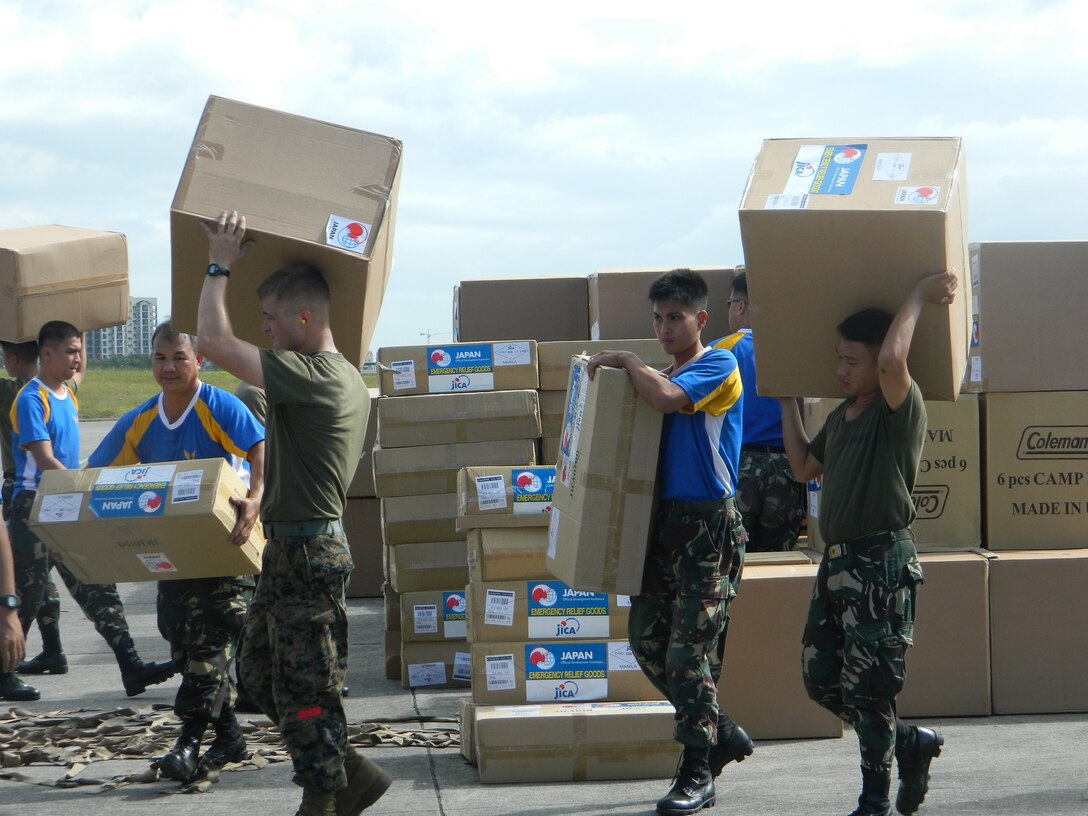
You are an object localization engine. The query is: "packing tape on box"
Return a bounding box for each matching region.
[18,273,128,297]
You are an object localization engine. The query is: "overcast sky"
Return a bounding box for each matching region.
[2,0,1085,353]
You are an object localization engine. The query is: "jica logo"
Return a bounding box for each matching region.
[555,618,580,636]
[908,187,939,204]
[125,466,153,482]
[516,471,542,492]
[529,647,556,671]
[336,222,369,250]
[793,161,815,178]
[138,491,163,513]
[553,681,580,700]
[450,375,471,390]
[531,584,558,607]
[445,594,466,614]
[430,349,452,368]
[833,147,863,164]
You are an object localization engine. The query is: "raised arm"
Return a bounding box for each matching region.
[778,397,824,483]
[586,350,690,413]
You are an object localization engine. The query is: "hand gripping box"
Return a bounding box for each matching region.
[470,639,664,705]
[547,357,661,595]
[376,390,541,448]
[474,701,680,784]
[466,580,631,643]
[0,225,130,342]
[739,137,970,400]
[467,527,551,583]
[457,466,555,531]
[29,459,264,583]
[170,96,402,368]
[377,340,539,396]
[536,339,672,391]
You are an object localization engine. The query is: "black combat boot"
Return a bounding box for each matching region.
[849,766,892,816]
[0,672,41,701]
[17,618,68,674]
[113,637,177,697]
[656,746,716,815]
[708,713,754,778]
[199,706,249,772]
[895,725,943,814]
[159,715,208,783]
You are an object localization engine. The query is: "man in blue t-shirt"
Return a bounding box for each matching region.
[89,322,264,784]
[587,269,751,816]
[713,270,804,551]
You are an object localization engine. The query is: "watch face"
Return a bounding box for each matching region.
[1,594,18,609]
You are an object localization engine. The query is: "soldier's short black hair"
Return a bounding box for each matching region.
[38,321,80,349]
[731,269,748,299]
[648,268,708,311]
[837,308,894,351]
[151,321,197,354]
[0,340,38,361]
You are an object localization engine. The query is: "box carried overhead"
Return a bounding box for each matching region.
[0,225,129,342]
[738,137,969,400]
[170,96,402,368]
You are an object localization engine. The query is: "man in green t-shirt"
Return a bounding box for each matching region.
[778,271,957,816]
[198,210,388,816]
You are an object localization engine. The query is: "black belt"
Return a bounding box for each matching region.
[742,444,786,454]
[826,528,913,559]
[659,497,735,514]
[264,519,344,538]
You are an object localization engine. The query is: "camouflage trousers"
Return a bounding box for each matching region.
[9,490,131,649]
[158,576,254,721]
[736,449,805,552]
[239,527,353,793]
[628,500,746,748]
[802,529,924,771]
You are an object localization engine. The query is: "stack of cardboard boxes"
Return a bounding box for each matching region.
[373,340,541,688]
[344,389,383,600]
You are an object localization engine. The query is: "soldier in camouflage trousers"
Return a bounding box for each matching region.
[736,449,805,552]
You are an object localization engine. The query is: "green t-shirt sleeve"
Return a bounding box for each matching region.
[261,349,315,404]
[810,422,827,465]
[887,381,926,443]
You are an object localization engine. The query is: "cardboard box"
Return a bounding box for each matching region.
[739,137,969,400]
[347,388,379,499]
[0,225,129,342]
[537,389,567,438]
[344,498,382,598]
[387,540,469,594]
[29,459,264,584]
[718,563,844,740]
[457,466,554,531]
[537,339,672,391]
[401,640,471,689]
[377,340,539,396]
[170,96,401,368]
[588,267,737,342]
[805,395,982,550]
[470,639,664,705]
[547,357,661,595]
[459,697,477,765]
[400,589,469,641]
[466,580,631,643]
[540,437,561,465]
[453,277,589,342]
[384,629,401,680]
[965,241,1088,393]
[381,494,459,546]
[376,390,540,448]
[989,550,1088,714]
[897,551,991,717]
[982,392,1088,549]
[373,439,538,498]
[467,528,551,584]
[475,701,679,783]
[383,582,400,631]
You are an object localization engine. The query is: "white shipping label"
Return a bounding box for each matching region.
[616,595,632,608]
[325,214,372,254]
[872,153,912,181]
[37,493,82,523]
[492,342,531,367]
[971,357,982,383]
[485,654,517,691]
[391,360,416,391]
[894,186,941,206]
[171,470,203,504]
[484,590,516,627]
[407,662,446,688]
[475,474,508,511]
[607,641,641,672]
[452,652,472,682]
[546,509,559,559]
[413,604,438,635]
[137,553,178,574]
[764,193,808,210]
[809,490,820,517]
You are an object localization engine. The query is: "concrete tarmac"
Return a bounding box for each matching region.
[0,422,1084,815]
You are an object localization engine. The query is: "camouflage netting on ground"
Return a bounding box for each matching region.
[0,705,458,794]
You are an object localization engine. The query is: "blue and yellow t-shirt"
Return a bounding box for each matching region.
[11,378,80,497]
[658,348,743,502]
[713,329,784,449]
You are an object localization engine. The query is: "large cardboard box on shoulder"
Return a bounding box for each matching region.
[376,340,538,396]
[170,96,401,368]
[475,701,679,783]
[453,277,589,342]
[982,392,1088,550]
[965,241,1088,393]
[376,390,540,448]
[457,466,554,531]
[344,497,382,598]
[739,138,969,400]
[537,339,672,391]
[804,395,982,550]
[588,267,737,342]
[1,225,129,342]
[29,459,264,584]
[547,357,661,595]
[989,550,1088,714]
[467,527,551,583]
[466,580,631,643]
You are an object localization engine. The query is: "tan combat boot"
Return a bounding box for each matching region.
[336,746,392,816]
[296,788,336,816]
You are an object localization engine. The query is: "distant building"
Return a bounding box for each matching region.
[85,297,158,359]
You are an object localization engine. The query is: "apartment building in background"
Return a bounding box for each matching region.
[85,296,158,359]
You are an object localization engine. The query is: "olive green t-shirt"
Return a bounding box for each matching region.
[810,381,926,545]
[233,380,268,427]
[260,349,369,522]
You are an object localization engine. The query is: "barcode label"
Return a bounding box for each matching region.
[171,471,203,504]
[452,651,472,682]
[485,654,516,690]
[391,360,416,391]
[475,475,508,511]
[765,193,808,210]
[484,590,516,627]
[413,604,438,634]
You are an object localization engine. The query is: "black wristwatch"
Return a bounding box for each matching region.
[206,263,231,278]
[0,594,19,610]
